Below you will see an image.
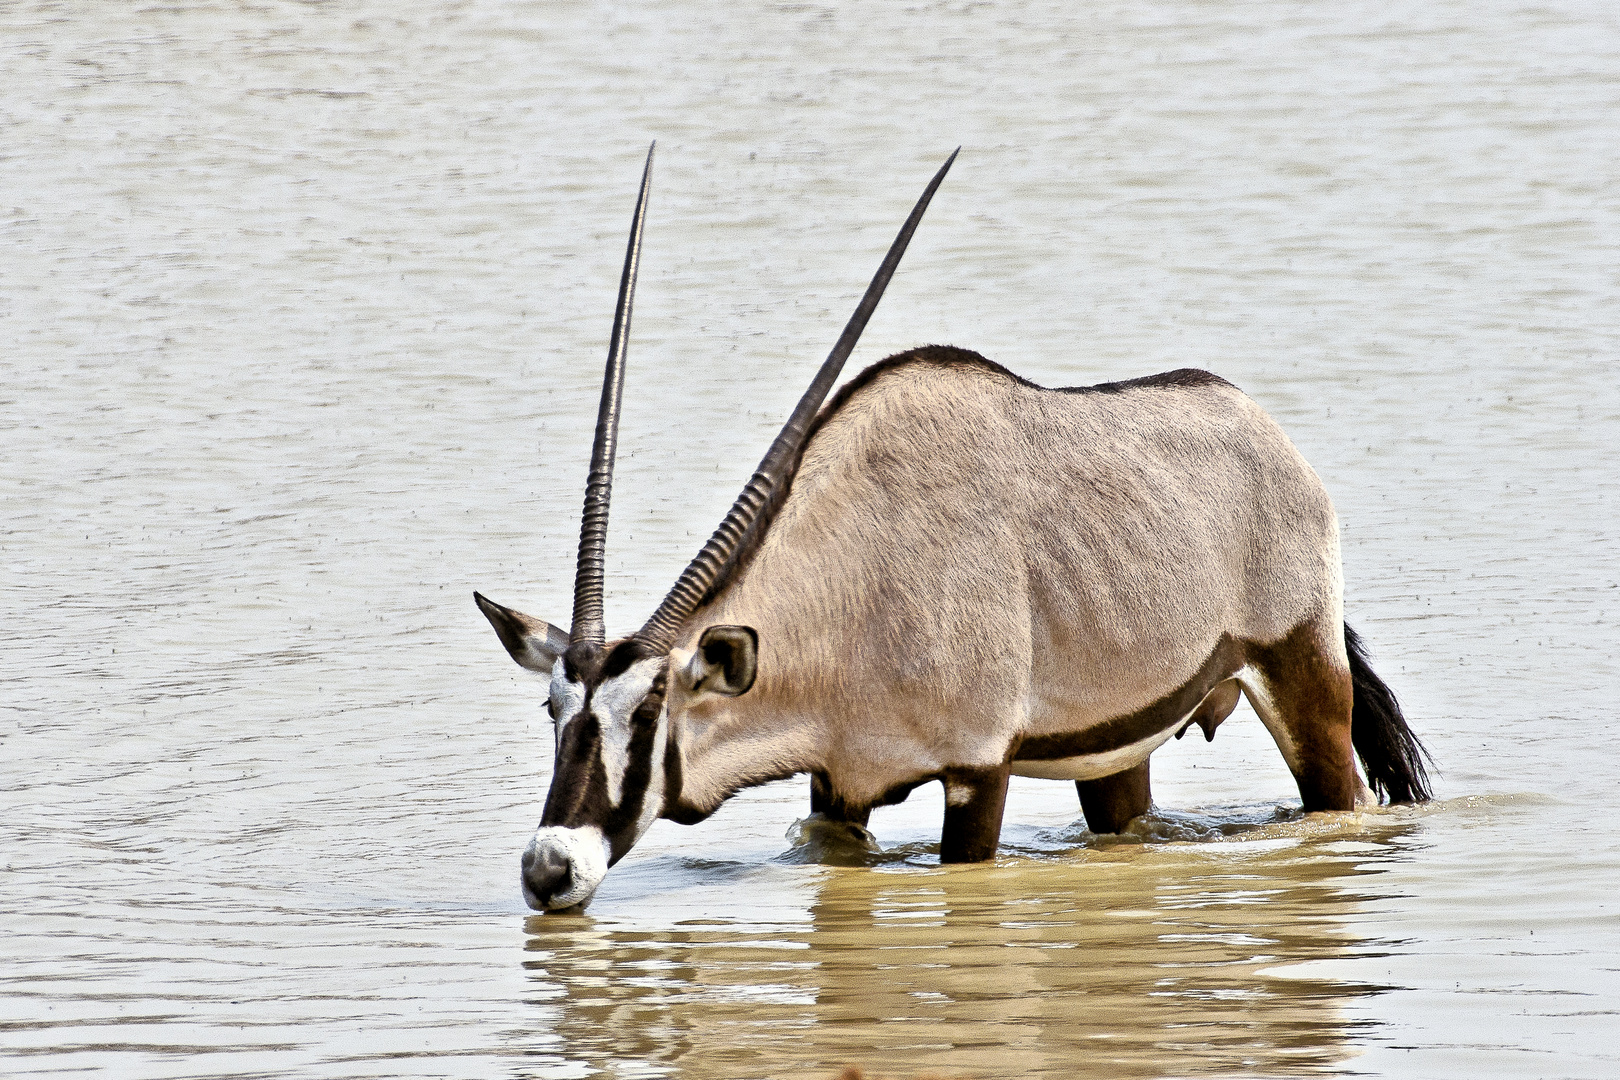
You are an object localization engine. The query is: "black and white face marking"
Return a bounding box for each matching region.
[546,656,585,745]
[520,643,673,911]
[589,657,663,808]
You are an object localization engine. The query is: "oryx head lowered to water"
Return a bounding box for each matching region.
[476,146,961,909]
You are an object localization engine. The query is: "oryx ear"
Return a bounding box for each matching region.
[474,592,570,673]
[686,625,758,696]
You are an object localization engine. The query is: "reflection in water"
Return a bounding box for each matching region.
[515,811,1418,1079]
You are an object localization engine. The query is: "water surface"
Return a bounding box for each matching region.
[4,2,1618,1077]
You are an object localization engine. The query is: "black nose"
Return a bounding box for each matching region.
[521,842,571,909]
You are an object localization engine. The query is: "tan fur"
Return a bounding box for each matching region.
[671,352,1347,811]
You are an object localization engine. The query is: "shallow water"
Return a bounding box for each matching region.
[4,2,1618,1077]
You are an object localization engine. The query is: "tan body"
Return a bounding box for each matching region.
[479,154,1427,909]
[671,347,1359,829]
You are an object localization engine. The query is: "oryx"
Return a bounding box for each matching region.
[476,147,1432,911]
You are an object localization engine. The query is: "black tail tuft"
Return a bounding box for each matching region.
[1345,624,1433,803]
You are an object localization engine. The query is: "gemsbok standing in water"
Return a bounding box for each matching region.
[476,146,1432,911]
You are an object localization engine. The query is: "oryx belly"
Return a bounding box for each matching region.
[1013,645,1252,781]
[1011,724,1182,781]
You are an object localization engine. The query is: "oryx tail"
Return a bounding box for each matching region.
[1345,623,1433,803]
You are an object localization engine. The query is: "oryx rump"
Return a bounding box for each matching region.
[476,147,1432,911]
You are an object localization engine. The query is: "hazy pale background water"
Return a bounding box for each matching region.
[4,1,1617,1077]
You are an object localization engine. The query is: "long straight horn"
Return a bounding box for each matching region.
[571,143,654,646]
[635,148,959,651]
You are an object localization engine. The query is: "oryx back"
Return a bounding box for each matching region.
[687,347,1343,806]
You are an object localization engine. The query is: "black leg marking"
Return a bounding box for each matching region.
[939,764,1011,863]
[1247,621,1359,812]
[809,772,871,827]
[809,773,831,816]
[1075,759,1152,834]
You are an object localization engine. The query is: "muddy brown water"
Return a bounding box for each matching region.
[4,2,1618,1077]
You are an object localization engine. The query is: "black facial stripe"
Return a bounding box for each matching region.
[602,713,662,863]
[562,640,603,684]
[662,729,692,822]
[602,667,668,860]
[539,667,669,852]
[600,637,664,680]
[540,710,601,827]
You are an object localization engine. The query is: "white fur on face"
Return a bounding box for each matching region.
[548,657,586,755]
[589,657,664,807]
[525,824,610,909]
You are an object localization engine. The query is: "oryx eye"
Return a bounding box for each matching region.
[546,696,559,721]
[632,692,664,725]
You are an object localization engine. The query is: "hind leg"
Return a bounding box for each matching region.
[1076,759,1152,833]
[1239,621,1368,811]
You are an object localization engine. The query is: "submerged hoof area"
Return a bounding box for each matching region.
[781,814,883,866]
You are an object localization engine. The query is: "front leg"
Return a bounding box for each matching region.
[810,772,871,827]
[940,764,1011,862]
